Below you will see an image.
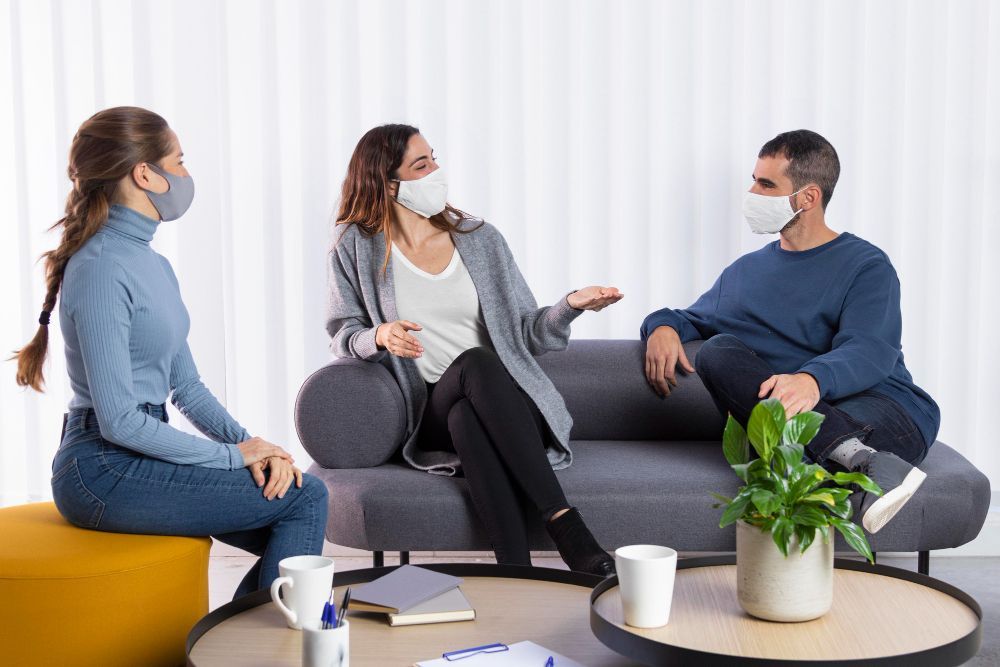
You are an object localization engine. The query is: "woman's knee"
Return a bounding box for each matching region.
[299,473,329,506]
[454,346,505,378]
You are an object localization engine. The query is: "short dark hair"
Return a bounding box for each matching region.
[758,130,840,209]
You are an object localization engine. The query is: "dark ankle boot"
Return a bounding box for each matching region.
[546,507,616,577]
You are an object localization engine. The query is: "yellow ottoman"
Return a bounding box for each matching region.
[0,502,211,667]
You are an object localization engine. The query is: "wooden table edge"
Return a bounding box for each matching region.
[589,555,984,667]
[186,563,605,666]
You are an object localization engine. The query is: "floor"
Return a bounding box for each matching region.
[208,553,999,666]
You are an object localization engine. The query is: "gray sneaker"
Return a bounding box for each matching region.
[853,450,927,534]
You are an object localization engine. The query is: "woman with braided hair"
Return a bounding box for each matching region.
[13,107,328,598]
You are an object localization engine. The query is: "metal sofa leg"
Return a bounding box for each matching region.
[373,551,384,568]
[400,551,410,565]
[918,550,929,575]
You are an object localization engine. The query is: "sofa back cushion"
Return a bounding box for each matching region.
[537,339,724,441]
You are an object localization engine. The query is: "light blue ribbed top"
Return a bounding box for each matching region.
[59,204,248,469]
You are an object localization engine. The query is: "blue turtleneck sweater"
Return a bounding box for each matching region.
[640,233,940,447]
[59,204,248,469]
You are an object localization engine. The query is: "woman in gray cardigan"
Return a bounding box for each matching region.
[327,124,623,575]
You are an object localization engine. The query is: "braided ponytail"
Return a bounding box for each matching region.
[11,106,172,391]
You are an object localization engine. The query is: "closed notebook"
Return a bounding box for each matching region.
[414,641,585,667]
[388,587,475,626]
[348,565,463,614]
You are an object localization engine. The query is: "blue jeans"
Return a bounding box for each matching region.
[50,403,329,599]
[695,334,928,466]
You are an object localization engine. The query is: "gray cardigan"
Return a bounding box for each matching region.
[326,218,582,476]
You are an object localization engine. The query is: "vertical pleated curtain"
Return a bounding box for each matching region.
[2,0,998,507]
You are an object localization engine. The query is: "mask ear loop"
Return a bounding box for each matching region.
[142,162,172,194]
[789,186,808,217]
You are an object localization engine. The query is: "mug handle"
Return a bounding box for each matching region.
[270,576,297,626]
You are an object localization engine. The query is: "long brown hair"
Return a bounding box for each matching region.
[335,124,481,273]
[12,106,174,391]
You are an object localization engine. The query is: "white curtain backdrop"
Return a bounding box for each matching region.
[2,0,998,507]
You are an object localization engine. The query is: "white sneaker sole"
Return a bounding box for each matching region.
[862,467,928,534]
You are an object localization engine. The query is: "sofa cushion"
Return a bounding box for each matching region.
[295,358,406,468]
[538,340,726,441]
[309,440,990,553]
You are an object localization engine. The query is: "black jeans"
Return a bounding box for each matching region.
[694,334,928,466]
[418,347,570,565]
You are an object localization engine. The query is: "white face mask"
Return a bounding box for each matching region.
[742,187,805,234]
[394,167,448,218]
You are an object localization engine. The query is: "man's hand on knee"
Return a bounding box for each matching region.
[758,373,820,418]
[644,326,695,397]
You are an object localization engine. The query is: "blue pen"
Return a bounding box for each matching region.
[442,643,509,661]
[321,587,336,630]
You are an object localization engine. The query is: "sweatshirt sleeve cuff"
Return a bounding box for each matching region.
[225,442,245,470]
[798,362,835,400]
[640,312,680,341]
[547,294,584,330]
[350,326,384,360]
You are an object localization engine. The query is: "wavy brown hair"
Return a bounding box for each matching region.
[12,106,174,391]
[335,124,481,274]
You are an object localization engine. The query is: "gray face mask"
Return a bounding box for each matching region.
[143,162,195,221]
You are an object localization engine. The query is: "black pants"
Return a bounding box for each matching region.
[418,347,570,565]
[694,334,928,466]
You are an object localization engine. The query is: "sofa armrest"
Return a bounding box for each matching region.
[295,358,406,468]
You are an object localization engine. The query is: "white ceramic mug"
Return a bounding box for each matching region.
[302,618,349,667]
[270,555,335,630]
[615,544,678,628]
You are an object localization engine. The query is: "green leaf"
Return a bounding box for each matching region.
[776,442,805,472]
[795,524,818,553]
[747,457,769,477]
[830,517,875,563]
[719,494,751,528]
[789,465,830,499]
[832,497,854,520]
[747,400,783,463]
[782,412,826,446]
[801,491,836,507]
[730,463,751,483]
[722,415,750,466]
[751,489,781,517]
[770,516,794,557]
[832,472,883,496]
[771,470,791,495]
[791,504,829,528]
[824,487,853,502]
[710,492,733,506]
[760,398,788,430]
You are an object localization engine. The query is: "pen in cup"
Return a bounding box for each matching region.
[336,587,352,628]
[321,590,335,630]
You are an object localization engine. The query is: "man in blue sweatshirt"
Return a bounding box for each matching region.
[641,130,940,534]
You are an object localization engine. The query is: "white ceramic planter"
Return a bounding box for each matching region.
[736,520,834,622]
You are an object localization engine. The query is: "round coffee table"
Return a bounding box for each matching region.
[187,563,641,666]
[590,556,982,666]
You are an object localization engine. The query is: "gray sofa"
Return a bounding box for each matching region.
[297,340,991,574]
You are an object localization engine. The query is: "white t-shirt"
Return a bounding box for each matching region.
[391,243,493,383]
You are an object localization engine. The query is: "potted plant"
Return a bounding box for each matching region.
[712,398,882,622]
